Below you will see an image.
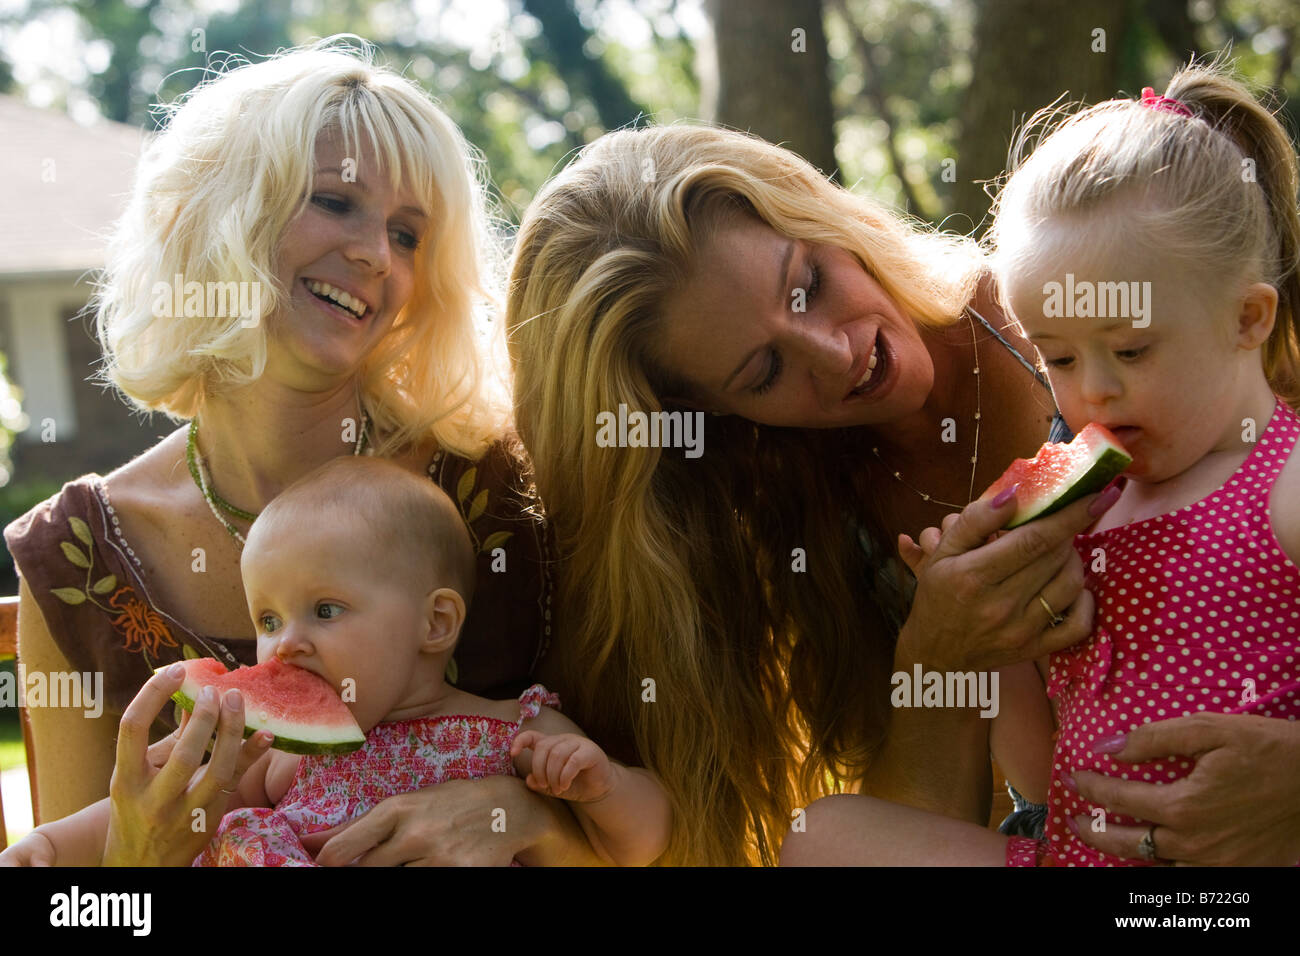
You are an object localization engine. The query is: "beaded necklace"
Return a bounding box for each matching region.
[186,409,371,545]
[869,309,981,510]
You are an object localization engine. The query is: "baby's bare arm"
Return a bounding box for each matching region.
[513,708,672,865]
[15,799,114,866]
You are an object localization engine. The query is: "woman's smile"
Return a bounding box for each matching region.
[302,278,373,322]
[844,330,896,402]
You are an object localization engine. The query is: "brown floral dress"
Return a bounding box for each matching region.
[2,440,556,740]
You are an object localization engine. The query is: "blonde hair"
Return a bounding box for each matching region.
[508,124,983,865]
[988,58,1300,408]
[254,456,476,605]
[94,36,512,459]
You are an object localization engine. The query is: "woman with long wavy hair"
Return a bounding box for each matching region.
[508,124,1112,865]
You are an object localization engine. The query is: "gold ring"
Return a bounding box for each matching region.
[1038,594,1066,627]
[1137,826,1158,862]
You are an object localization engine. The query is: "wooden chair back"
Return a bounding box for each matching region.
[0,595,38,850]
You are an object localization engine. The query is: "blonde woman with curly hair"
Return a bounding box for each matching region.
[5,37,599,865]
[509,124,1119,866]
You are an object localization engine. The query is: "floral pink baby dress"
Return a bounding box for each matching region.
[1007,397,1300,866]
[195,684,560,866]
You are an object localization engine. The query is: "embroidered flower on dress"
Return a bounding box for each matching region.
[107,586,179,656]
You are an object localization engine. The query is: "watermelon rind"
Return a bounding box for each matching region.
[1003,435,1131,529]
[156,663,366,756]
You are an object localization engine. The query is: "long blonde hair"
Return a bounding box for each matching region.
[989,58,1300,408]
[94,36,511,458]
[508,124,983,864]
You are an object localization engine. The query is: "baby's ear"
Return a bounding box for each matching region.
[422,587,465,654]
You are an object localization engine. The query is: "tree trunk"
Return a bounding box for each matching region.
[704,0,838,176]
[523,0,646,131]
[954,0,1133,232]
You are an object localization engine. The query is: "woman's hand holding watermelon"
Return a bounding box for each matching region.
[101,664,273,866]
[894,484,1120,673]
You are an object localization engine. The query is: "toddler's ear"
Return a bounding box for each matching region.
[422,587,465,653]
[1236,282,1278,349]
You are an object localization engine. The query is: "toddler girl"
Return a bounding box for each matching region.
[786,61,1300,866]
[3,457,672,866]
[988,60,1300,867]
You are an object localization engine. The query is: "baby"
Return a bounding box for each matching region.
[3,457,672,866]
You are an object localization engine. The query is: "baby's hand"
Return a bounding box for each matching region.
[510,731,615,803]
[0,829,56,867]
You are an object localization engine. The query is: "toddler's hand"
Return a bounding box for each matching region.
[898,512,966,575]
[510,731,615,803]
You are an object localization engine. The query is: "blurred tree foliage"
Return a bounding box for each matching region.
[1,0,1296,226]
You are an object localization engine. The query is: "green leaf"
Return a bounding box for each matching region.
[69,516,93,546]
[60,541,90,568]
[92,575,116,594]
[481,530,513,553]
[467,489,489,523]
[51,587,86,605]
[456,467,477,506]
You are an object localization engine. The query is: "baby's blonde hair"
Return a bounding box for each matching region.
[94,35,512,458]
[988,57,1300,408]
[253,456,476,606]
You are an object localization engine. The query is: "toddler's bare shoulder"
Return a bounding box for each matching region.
[1270,439,1300,566]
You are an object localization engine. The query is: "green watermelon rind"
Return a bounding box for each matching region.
[1003,444,1132,529]
[158,665,366,756]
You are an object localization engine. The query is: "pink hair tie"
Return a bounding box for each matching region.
[1140,86,1193,118]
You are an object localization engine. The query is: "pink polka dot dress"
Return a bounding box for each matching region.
[1007,398,1300,866]
[195,684,560,866]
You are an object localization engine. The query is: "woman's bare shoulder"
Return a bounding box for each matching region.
[102,427,190,506]
[970,280,1038,366]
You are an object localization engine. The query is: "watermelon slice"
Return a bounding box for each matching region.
[986,423,1132,529]
[159,658,366,755]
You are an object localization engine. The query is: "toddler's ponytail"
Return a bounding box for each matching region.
[1164,65,1300,406]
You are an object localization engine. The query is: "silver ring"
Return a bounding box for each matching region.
[1038,594,1066,627]
[1137,826,1158,862]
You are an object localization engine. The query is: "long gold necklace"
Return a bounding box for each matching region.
[870,308,981,510]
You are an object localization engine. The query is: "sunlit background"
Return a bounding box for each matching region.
[1,0,1299,844]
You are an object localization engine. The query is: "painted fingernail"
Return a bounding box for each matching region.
[1061,772,1076,791]
[1091,732,1128,754]
[992,483,1019,508]
[167,662,185,678]
[1088,485,1122,516]
[224,689,242,710]
[1066,815,1081,837]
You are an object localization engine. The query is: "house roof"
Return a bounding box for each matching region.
[0,95,144,278]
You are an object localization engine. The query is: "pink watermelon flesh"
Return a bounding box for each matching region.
[160,658,365,755]
[986,423,1132,529]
